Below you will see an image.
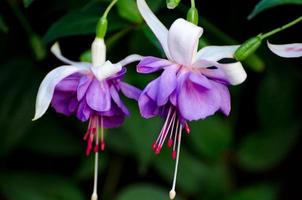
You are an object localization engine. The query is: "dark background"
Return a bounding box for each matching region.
[0,0,301,199]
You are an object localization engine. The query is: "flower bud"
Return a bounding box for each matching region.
[187,7,199,25]
[166,0,181,9]
[234,36,262,61]
[96,17,108,39]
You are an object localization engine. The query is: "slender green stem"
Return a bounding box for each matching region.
[102,0,118,18]
[6,0,33,35]
[261,16,302,39]
[191,0,196,8]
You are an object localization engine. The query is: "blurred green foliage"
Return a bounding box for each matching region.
[0,0,301,200]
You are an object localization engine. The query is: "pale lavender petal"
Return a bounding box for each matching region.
[110,85,129,115]
[155,65,178,105]
[178,72,220,121]
[138,92,160,118]
[86,79,111,112]
[267,41,302,58]
[119,81,142,100]
[77,100,92,121]
[77,75,93,101]
[211,81,231,115]
[168,18,203,65]
[137,56,172,73]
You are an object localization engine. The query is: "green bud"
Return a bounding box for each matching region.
[234,36,262,61]
[187,7,199,25]
[30,34,46,61]
[166,0,181,9]
[96,17,108,39]
[80,49,92,62]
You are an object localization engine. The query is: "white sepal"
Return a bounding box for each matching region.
[117,54,143,66]
[33,65,87,120]
[137,0,171,59]
[267,41,302,58]
[91,61,122,82]
[218,62,247,85]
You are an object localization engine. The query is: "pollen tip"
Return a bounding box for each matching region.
[172,150,177,159]
[101,142,106,151]
[152,143,157,151]
[168,139,173,147]
[91,193,98,200]
[169,190,176,200]
[185,123,190,134]
[94,144,99,153]
[155,147,161,155]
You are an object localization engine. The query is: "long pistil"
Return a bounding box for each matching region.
[91,117,100,200]
[169,124,183,200]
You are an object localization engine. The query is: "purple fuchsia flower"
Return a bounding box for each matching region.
[33,38,142,154]
[33,37,142,200]
[267,42,302,58]
[136,0,247,199]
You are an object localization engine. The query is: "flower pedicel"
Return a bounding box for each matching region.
[33,1,142,199]
[136,0,247,199]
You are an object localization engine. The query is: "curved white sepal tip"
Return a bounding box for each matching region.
[32,65,86,121]
[117,54,143,66]
[219,62,247,85]
[169,190,176,200]
[267,41,302,58]
[195,45,240,62]
[136,0,171,59]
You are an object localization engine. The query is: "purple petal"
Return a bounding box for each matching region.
[110,85,129,115]
[51,91,77,116]
[119,82,142,101]
[86,79,111,112]
[55,73,82,92]
[137,56,172,73]
[178,72,220,121]
[77,75,93,101]
[211,81,231,115]
[138,92,160,118]
[76,100,92,121]
[102,115,125,128]
[155,65,178,105]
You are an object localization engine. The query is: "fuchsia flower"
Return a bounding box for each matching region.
[267,42,302,58]
[33,38,142,155]
[136,0,247,199]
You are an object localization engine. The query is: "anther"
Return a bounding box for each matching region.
[168,138,173,147]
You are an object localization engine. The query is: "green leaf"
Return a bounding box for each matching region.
[0,172,84,200]
[237,126,299,171]
[188,116,233,160]
[227,184,277,200]
[43,7,126,43]
[23,0,33,8]
[0,59,37,156]
[248,0,302,19]
[117,0,142,23]
[0,14,8,33]
[22,119,82,156]
[116,184,184,200]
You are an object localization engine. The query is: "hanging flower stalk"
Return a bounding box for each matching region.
[136,0,247,199]
[33,1,142,199]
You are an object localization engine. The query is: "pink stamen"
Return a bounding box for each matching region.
[168,138,173,148]
[101,141,106,151]
[185,123,190,134]
[172,150,177,159]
